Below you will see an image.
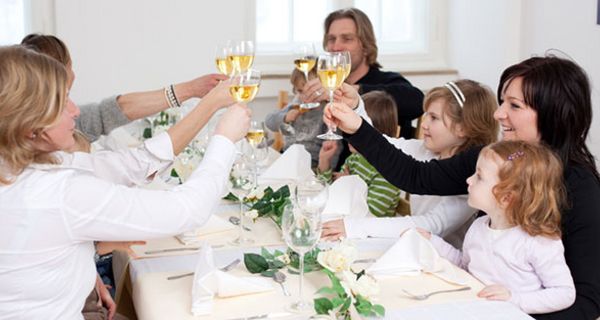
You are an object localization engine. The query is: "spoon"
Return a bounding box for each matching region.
[167,258,241,280]
[229,216,252,231]
[273,271,290,296]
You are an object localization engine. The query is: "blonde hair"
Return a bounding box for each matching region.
[323,8,381,68]
[290,68,317,93]
[70,130,91,153]
[0,45,68,184]
[482,141,565,238]
[424,79,499,155]
[362,91,398,137]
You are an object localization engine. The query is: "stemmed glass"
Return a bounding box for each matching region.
[316,52,345,140]
[229,40,255,74]
[228,159,255,245]
[244,120,267,184]
[229,69,261,103]
[339,51,351,81]
[293,43,319,110]
[215,42,233,76]
[281,203,323,313]
[295,177,329,215]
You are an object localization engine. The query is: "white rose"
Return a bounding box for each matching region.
[275,253,291,265]
[317,242,358,273]
[245,187,264,201]
[340,270,380,300]
[244,209,259,220]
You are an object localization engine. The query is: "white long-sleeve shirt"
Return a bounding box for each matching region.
[0,134,235,320]
[431,216,576,314]
[344,138,476,246]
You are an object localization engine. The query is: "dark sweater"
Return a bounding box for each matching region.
[347,120,600,320]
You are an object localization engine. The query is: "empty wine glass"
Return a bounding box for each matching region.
[295,177,329,215]
[228,159,255,245]
[281,203,322,313]
[316,52,344,140]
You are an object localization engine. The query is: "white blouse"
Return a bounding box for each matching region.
[0,134,235,320]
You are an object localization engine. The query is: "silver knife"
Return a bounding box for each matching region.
[226,312,293,320]
[144,244,225,255]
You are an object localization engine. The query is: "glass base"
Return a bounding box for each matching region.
[317,131,343,140]
[300,102,321,110]
[286,300,313,314]
[229,237,255,246]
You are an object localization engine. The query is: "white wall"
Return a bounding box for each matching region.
[519,0,600,163]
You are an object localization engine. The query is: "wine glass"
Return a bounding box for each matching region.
[215,42,233,76]
[228,159,256,245]
[316,52,344,140]
[229,40,255,74]
[338,51,351,81]
[245,120,266,184]
[281,203,322,313]
[229,69,261,103]
[295,177,329,215]
[293,43,319,110]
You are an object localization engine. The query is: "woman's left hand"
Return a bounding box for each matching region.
[321,219,346,241]
[187,73,229,98]
[478,284,511,301]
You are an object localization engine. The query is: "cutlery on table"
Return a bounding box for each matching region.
[272,271,290,296]
[166,258,241,280]
[226,312,293,320]
[402,286,471,300]
[144,244,224,255]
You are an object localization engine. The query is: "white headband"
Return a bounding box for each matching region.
[444,81,466,108]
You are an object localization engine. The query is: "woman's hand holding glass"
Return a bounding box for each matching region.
[214,103,251,143]
[323,102,363,135]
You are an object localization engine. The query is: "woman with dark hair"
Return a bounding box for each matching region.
[323,56,600,319]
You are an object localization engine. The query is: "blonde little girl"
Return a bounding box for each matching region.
[423,140,575,314]
[322,80,498,247]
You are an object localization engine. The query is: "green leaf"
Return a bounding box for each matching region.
[340,297,352,313]
[142,127,152,139]
[313,298,334,315]
[222,192,239,202]
[261,247,274,259]
[260,269,276,277]
[331,296,345,308]
[243,253,269,274]
[316,286,337,295]
[170,168,179,178]
[372,304,385,316]
[270,260,285,269]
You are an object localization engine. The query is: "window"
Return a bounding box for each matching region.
[254,0,446,72]
[0,0,27,45]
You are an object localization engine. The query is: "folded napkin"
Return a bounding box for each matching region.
[176,215,235,245]
[321,175,369,220]
[367,229,466,285]
[92,127,142,151]
[258,144,313,184]
[191,245,273,316]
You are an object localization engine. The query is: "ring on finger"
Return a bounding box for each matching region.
[314,90,322,96]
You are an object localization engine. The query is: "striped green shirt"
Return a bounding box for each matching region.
[342,153,401,217]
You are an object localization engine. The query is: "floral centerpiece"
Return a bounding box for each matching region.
[224,185,291,228]
[314,241,385,319]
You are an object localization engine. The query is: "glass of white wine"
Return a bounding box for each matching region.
[229,69,261,103]
[281,203,322,313]
[316,52,345,140]
[339,50,351,81]
[245,120,266,183]
[293,43,319,110]
[215,42,233,76]
[228,159,255,245]
[229,40,255,74]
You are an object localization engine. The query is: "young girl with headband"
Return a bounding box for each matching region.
[322,80,498,247]
[421,140,575,314]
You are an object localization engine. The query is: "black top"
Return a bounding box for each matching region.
[347,120,600,320]
[336,66,424,170]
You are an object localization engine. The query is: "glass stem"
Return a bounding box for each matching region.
[299,252,305,304]
[239,200,244,239]
[328,90,336,132]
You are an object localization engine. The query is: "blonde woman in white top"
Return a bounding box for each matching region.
[322,80,499,247]
[0,46,250,320]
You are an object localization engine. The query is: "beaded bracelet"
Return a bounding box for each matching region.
[164,84,181,108]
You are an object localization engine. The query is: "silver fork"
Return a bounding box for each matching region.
[167,258,241,280]
[402,286,471,300]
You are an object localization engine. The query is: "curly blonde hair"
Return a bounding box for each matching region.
[0,45,68,184]
[482,140,565,238]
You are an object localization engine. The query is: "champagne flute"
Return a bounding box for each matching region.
[228,160,255,245]
[229,40,255,74]
[293,43,319,110]
[215,42,233,76]
[316,52,345,140]
[281,203,322,313]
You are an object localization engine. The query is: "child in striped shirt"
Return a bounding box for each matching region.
[319,91,402,217]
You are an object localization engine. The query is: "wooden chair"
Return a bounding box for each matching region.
[271,90,289,152]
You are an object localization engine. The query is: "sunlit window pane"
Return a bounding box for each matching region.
[0,0,25,45]
[381,0,412,42]
[256,0,290,43]
[292,0,330,43]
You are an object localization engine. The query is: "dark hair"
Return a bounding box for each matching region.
[323,8,381,69]
[21,34,71,67]
[362,91,398,137]
[498,56,599,181]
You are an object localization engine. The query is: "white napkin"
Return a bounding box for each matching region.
[191,245,273,316]
[258,144,313,184]
[322,175,369,220]
[176,215,235,245]
[367,229,466,285]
